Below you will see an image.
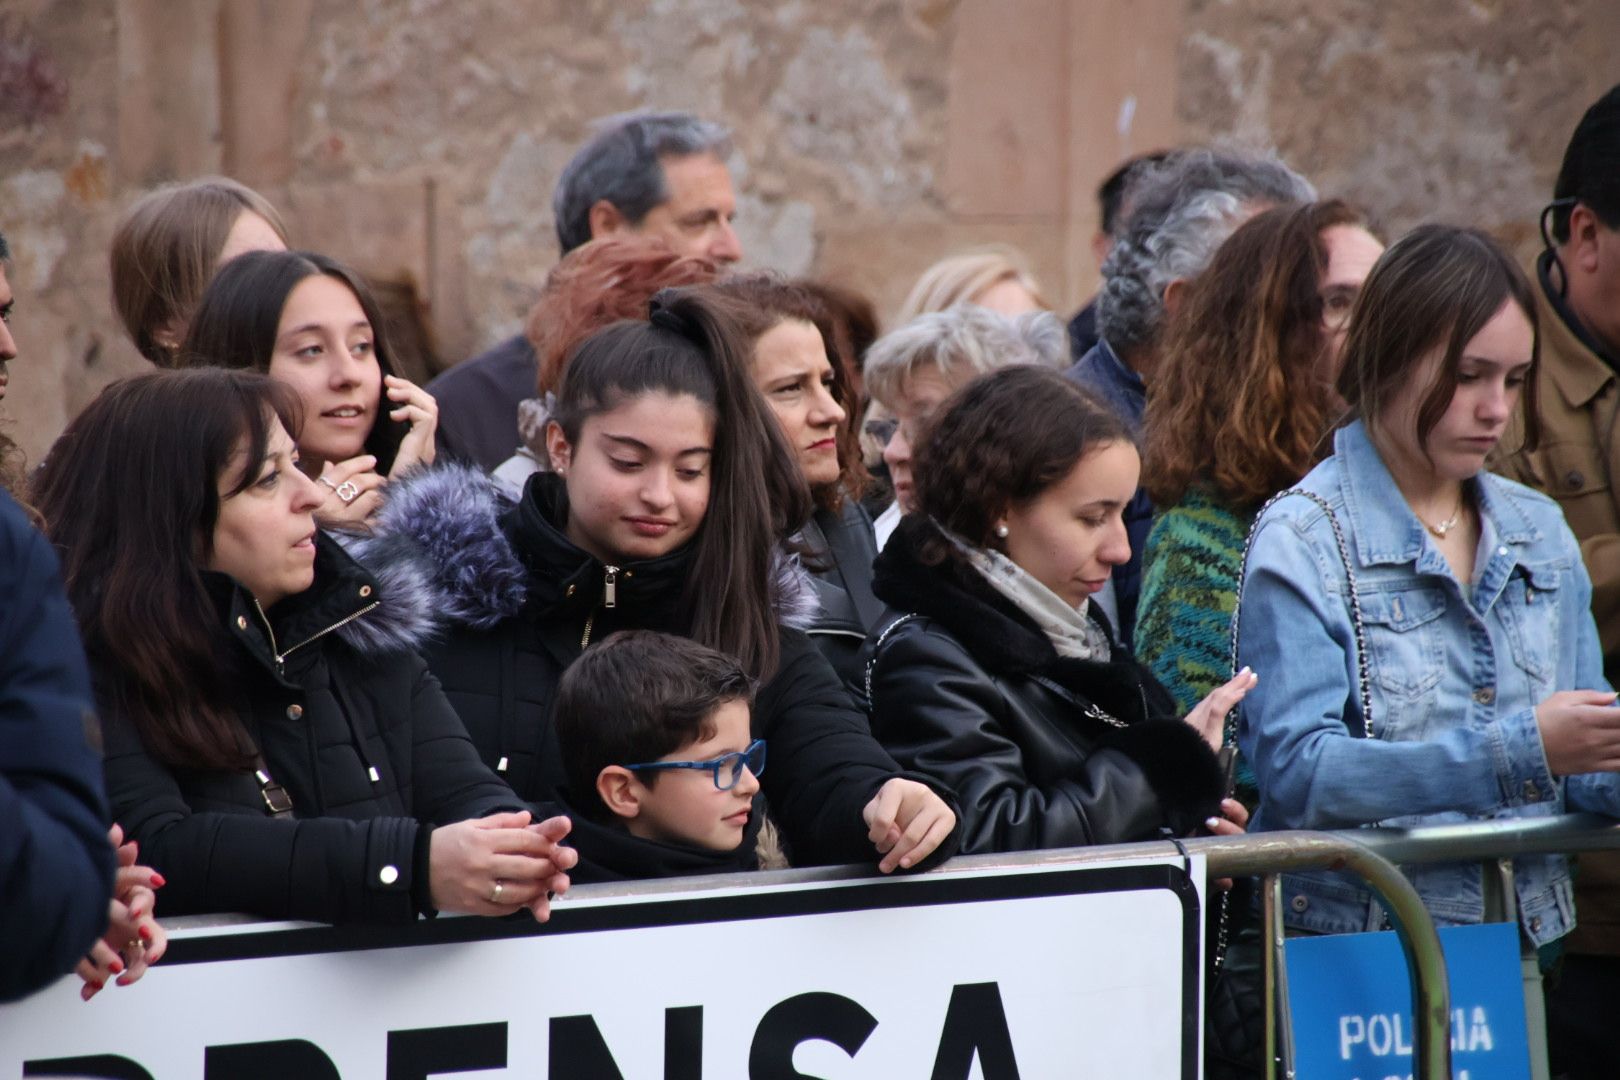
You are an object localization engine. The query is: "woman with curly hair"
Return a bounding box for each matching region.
[861,365,1251,853]
[1134,201,1381,801]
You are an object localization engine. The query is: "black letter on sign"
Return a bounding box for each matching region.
[748,992,878,1079]
[664,1005,704,1080]
[386,1023,507,1080]
[550,1015,625,1079]
[930,982,1022,1080]
[204,1041,341,1079]
[25,1056,155,1079]
[548,1008,705,1079]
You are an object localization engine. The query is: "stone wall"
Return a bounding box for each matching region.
[0,0,1615,460]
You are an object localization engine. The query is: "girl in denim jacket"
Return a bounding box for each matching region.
[1237,225,1620,948]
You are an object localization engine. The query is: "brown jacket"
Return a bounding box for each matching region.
[1496,260,1620,956]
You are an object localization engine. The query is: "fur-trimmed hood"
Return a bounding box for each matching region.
[342,463,820,636]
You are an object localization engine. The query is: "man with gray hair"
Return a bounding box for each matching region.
[1066,147,1315,643]
[430,110,742,471]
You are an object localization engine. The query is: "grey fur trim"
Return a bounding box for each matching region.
[343,463,529,632]
[347,461,822,633]
[333,543,443,655]
[771,548,822,631]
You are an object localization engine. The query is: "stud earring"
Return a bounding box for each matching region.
[995,524,1009,539]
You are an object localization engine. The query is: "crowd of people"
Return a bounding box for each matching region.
[4,79,1620,1079]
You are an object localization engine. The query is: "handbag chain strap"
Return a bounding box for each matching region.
[1213,487,1372,976]
[1226,487,1374,746]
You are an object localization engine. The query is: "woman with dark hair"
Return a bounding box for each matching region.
[707,273,879,681]
[180,250,438,528]
[33,368,574,924]
[487,236,720,499]
[1236,224,1620,950]
[861,364,1251,854]
[354,287,959,874]
[1135,200,1381,800]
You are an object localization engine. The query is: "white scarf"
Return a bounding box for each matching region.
[946,528,1112,662]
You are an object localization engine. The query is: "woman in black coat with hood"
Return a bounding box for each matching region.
[861,366,1252,854]
[34,368,575,925]
[351,287,959,875]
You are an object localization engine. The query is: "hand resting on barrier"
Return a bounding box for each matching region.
[1201,798,1250,892]
[77,824,168,1001]
[429,811,578,921]
[863,778,958,874]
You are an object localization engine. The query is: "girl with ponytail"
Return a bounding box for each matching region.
[355,286,959,880]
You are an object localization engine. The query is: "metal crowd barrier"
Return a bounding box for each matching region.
[153,814,1620,1079]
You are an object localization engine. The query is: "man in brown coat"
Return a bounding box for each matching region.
[1497,82,1620,1080]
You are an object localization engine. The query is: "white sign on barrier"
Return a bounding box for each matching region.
[0,855,1204,1079]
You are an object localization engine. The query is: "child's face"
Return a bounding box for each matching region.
[627,699,759,851]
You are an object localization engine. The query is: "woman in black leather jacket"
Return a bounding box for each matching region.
[860,366,1252,854]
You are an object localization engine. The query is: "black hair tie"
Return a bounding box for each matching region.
[648,291,692,337]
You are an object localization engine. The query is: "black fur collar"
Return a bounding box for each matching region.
[873,514,1161,725]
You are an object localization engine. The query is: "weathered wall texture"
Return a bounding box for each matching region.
[0,0,1616,461]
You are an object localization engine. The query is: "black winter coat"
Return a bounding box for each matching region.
[349,465,961,871]
[860,515,1223,855]
[0,492,116,1002]
[101,536,525,925]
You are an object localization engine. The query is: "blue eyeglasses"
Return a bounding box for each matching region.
[624,739,767,791]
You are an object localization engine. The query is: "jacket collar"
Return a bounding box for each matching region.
[209,534,392,683]
[1333,420,1541,569]
[872,515,1152,724]
[341,462,820,634]
[1536,252,1615,409]
[504,472,693,623]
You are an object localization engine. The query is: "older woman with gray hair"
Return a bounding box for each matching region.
[1065,146,1314,643]
[863,304,1069,550]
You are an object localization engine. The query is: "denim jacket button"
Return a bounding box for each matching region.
[1290,894,1309,913]
[1523,779,1540,802]
[1530,915,1543,934]
[1472,687,1495,705]
[1497,546,1509,557]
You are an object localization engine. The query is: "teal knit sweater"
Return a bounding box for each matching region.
[1134,483,1257,803]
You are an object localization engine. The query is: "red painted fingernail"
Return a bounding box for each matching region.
[139,925,153,943]
[108,958,124,974]
[90,981,104,992]
[150,873,166,888]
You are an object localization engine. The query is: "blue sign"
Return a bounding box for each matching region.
[1284,921,1531,1079]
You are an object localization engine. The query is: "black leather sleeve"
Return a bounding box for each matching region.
[867,621,1201,854]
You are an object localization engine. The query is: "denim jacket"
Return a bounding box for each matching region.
[1236,420,1620,946]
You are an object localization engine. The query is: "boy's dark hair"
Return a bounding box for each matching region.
[554,630,756,817]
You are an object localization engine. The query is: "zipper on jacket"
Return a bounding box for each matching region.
[252,597,382,675]
[579,565,630,649]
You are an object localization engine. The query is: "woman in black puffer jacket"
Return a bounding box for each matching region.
[861,366,1252,854]
[34,369,575,925]
[351,287,960,876]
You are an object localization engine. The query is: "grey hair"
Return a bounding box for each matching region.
[551,111,733,255]
[864,304,1068,407]
[1095,148,1315,357]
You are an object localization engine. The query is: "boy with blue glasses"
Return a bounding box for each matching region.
[554,630,767,881]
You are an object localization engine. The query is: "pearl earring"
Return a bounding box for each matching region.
[995,524,1009,539]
